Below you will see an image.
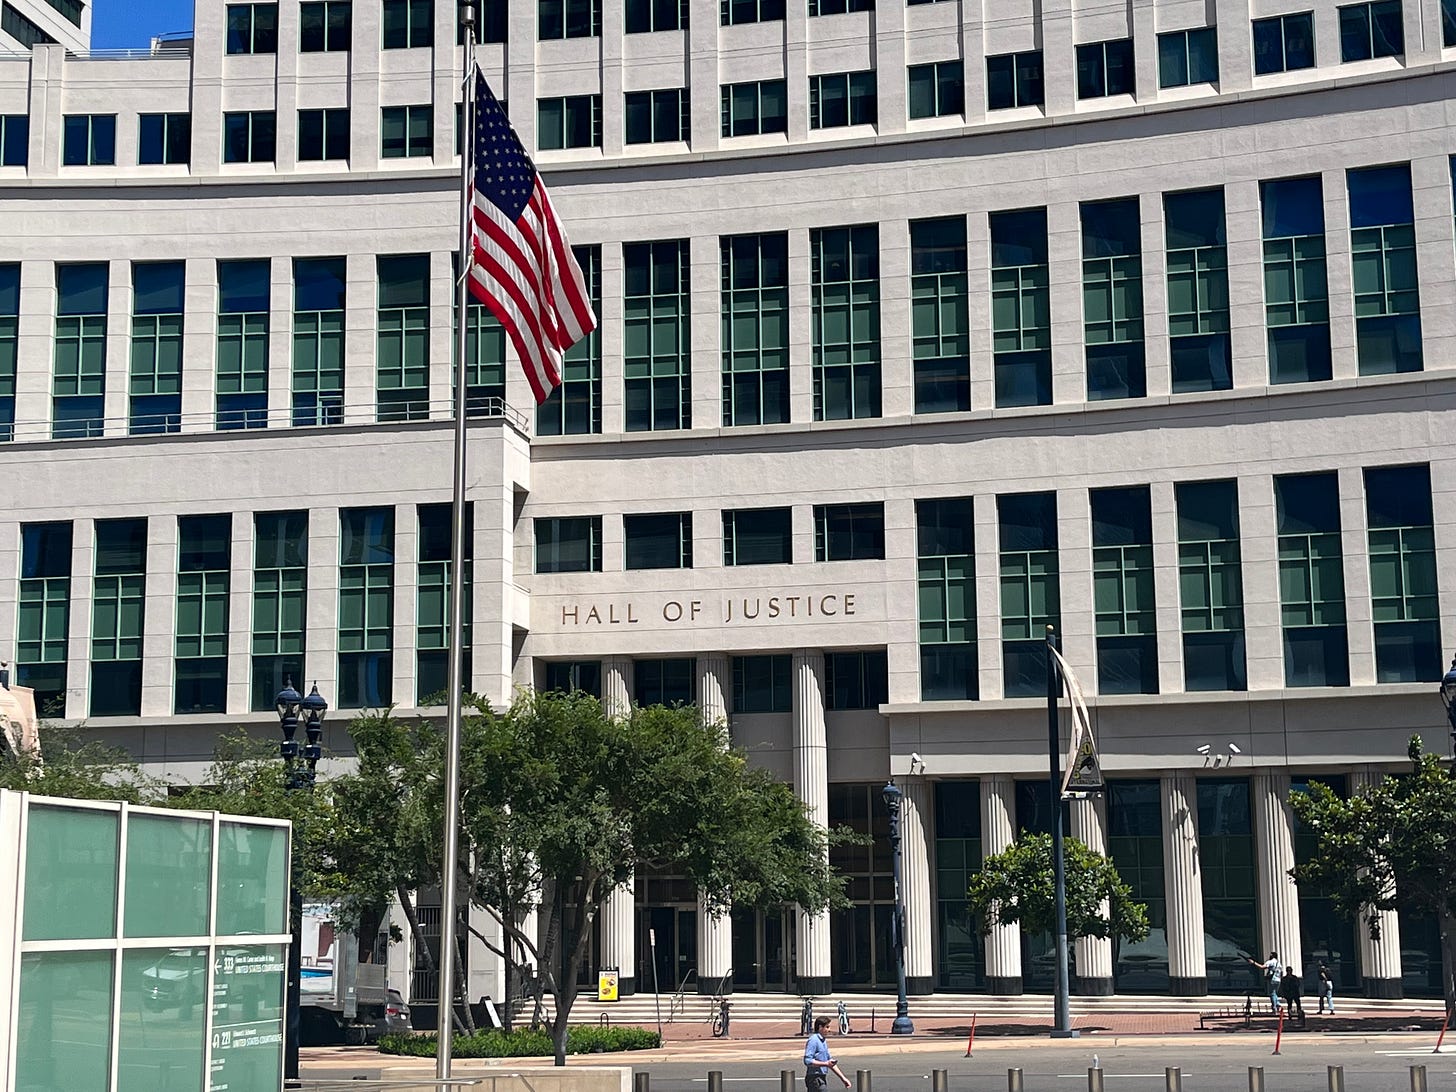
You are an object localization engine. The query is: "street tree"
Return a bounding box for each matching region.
[0,722,156,803]
[1289,735,1456,1011]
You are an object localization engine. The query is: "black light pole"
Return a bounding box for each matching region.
[881,780,914,1035]
[1438,657,1456,767]
[278,677,328,1083]
[1046,627,1075,1038]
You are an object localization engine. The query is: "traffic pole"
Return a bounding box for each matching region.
[1433,1003,1451,1054]
[1272,1006,1285,1056]
[965,1012,978,1057]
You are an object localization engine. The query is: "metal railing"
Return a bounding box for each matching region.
[665,969,695,1023]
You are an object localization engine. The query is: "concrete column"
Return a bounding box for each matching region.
[602,656,632,718]
[1070,794,1114,995]
[1349,767,1403,998]
[697,653,732,994]
[901,778,934,995]
[1162,774,1207,995]
[600,656,636,993]
[698,654,729,727]
[980,774,1022,994]
[792,648,832,994]
[1252,773,1303,978]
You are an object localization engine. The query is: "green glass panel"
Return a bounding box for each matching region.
[118,947,207,1092]
[215,822,288,936]
[123,813,212,938]
[209,944,286,1090]
[23,805,119,941]
[16,950,115,1092]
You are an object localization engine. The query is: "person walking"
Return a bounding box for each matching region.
[1246,951,1283,1014]
[803,1015,851,1092]
[1316,962,1336,1014]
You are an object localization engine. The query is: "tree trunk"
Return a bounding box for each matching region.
[395,885,467,1035]
[1440,904,1456,1016]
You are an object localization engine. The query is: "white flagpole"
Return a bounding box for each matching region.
[436,3,476,1082]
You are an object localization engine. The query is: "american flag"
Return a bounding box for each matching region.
[467,70,597,403]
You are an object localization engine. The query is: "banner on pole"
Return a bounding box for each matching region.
[1050,646,1103,795]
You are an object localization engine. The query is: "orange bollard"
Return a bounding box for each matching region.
[964,1012,978,1058]
[1434,1004,1452,1054]
[1271,1006,1284,1056]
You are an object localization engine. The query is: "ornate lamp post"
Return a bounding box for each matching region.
[1438,656,1456,765]
[277,678,328,1081]
[880,780,914,1035]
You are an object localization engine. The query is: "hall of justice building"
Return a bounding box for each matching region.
[1,0,1454,1013]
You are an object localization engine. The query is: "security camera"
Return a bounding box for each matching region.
[911,752,923,766]
[1228,743,1242,755]
[1196,744,1211,755]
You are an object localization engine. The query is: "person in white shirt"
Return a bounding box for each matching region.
[1246,951,1283,1014]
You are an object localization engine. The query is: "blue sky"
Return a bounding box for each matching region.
[93,0,194,49]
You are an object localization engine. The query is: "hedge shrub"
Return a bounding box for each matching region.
[378,1025,661,1057]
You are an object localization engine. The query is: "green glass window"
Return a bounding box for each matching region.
[544,660,602,695]
[732,653,790,712]
[453,255,506,415]
[1196,779,1258,987]
[218,258,270,429]
[225,2,278,52]
[907,60,964,119]
[998,492,1058,698]
[0,113,29,167]
[720,79,787,136]
[123,813,212,937]
[382,0,433,46]
[539,0,600,37]
[1157,26,1217,87]
[624,240,691,431]
[934,781,984,989]
[1339,0,1403,60]
[911,217,969,413]
[812,224,881,421]
[222,110,276,163]
[824,650,888,709]
[814,502,885,561]
[0,264,16,440]
[1262,176,1331,384]
[1365,464,1440,682]
[1092,486,1157,694]
[23,804,118,940]
[176,514,231,714]
[991,208,1051,407]
[53,262,107,439]
[61,113,116,165]
[252,510,307,711]
[91,518,146,718]
[625,88,689,144]
[339,507,394,709]
[376,254,430,422]
[539,245,602,434]
[635,657,696,705]
[17,521,72,715]
[626,0,686,31]
[1177,480,1245,691]
[138,111,191,165]
[537,95,602,149]
[301,0,352,50]
[1076,38,1134,98]
[130,261,184,436]
[298,106,350,161]
[292,257,345,426]
[1349,164,1421,375]
[1082,197,1145,400]
[809,71,877,129]
[722,232,790,426]
[1106,781,1169,992]
[918,497,976,700]
[987,50,1044,110]
[417,502,473,704]
[624,512,692,570]
[723,507,792,565]
[16,951,114,1091]
[1275,472,1349,687]
[535,515,602,573]
[720,0,783,24]
[118,947,207,1091]
[381,104,432,158]
[215,821,289,935]
[1165,188,1231,392]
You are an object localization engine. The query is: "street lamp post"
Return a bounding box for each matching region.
[880,780,914,1035]
[277,677,329,1083]
[1438,656,1456,765]
[1046,626,1076,1039]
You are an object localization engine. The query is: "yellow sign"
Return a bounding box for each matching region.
[597,969,619,1002]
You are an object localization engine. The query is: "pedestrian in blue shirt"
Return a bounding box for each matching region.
[803,1016,850,1092]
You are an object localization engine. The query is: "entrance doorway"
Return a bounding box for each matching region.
[638,906,696,993]
[731,906,791,991]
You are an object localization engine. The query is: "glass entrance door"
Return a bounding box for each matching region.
[638,906,697,993]
[730,906,790,991]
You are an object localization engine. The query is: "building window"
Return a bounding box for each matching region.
[1157,27,1217,88]
[1,3,56,45]
[544,660,602,696]
[986,50,1044,110]
[539,0,600,37]
[1261,176,1330,384]
[417,503,472,705]
[176,514,231,715]
[812,225,880,421]
[539,245,602,434]
[226,3,278,53]
[911,217,969,413]
[223,110,276,164]
[383,0,433,47]
[824,650,887,710]
[918,497,976,701]
[0,264,16,440]
[129,262,184,436]
[810,0,870,13]
[720,79,788,137]
[907,60,963,120]
[1339,0,1403,60]
[62,114,115,166]
[624,512,692,570]
[1197,780,1258,984]
[1349,164,1421,375]
[376,254,430,422]
[809,71,876,129]
[1092,486,1157,695]
[538,95,602,150]
[53,263,107,440]
[300,0,351,50]
[215,259,269,430]
[454,256,506,416]
[1164,188,1231,393]
[627,0,685,32]
[0,114,26,167]
[721,233,789,427]
[1076,38,1134,99]
[338,508,394,708]
[1177,480,1245,692]
[720,0,782,25]
[251,510,307,712]
[1275,472,1348,687]
[723,508,792,565]
[990,207,1051,408]
[624,240,691,431]
[934,782,985,989]
[298,108,350,161]
[292,257,346,426]
[90,519,146,717]
[1253,12,1315,74]
[1445,0,1456,46]
[1082,197,1145,401]
[998,492,1058,698]
[635,658,695,706]
[17,522,72,716]
[381,105,431,159]
[625,88,689,144]
[535,516,602,573]
[814,503,885,561]
[138,113,191,165]
[1365,465,1440,683]
[732,654,790,713]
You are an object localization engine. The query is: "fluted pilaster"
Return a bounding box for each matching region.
[901,778,934,994]
[599,657,636,991]
[697,654,732,993]
[792,648,831,994]
[1070,793,1114,994]
[1349,767,1404,997]
[698,654,729,727]
[1252,772,1303,976]
[1162,774,1207,995]
[980,774,1023,993]
[602,656,633,720]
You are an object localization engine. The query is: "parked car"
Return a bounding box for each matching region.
[376,989,411,1039]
